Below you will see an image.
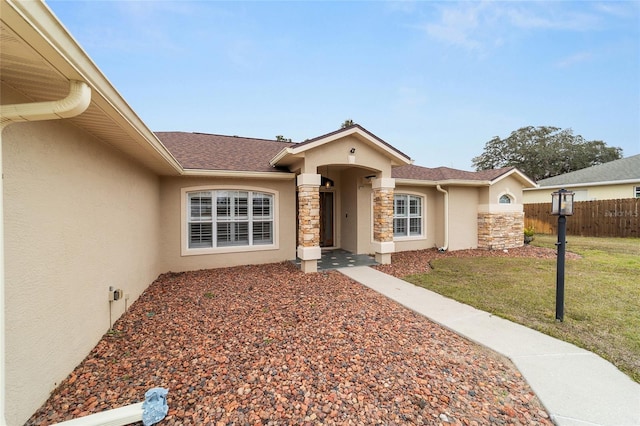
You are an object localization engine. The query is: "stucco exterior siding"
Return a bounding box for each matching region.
[489,176,524,205]
[448,187,480,250]
[3,120,162,425]
[159,177,297,272]
[303,136,393,177]
[524,183,639,203]
[339,169,360,253]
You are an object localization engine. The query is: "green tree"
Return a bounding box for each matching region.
[275,135,291,142]
[341,119,355,128]
[472,126,623,181]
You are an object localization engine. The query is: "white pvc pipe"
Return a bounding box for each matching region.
[52,402,143,426]
[0,80,90,425]
[436,184,449,251]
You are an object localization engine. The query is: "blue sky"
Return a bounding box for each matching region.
[47,1,639,170]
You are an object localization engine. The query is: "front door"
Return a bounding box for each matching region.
[320,191,334,247]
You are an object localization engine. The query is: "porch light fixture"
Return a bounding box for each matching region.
[551,188,575,216]
[323,165,334,188]
[550,188,575,322]
[350,147,356,154]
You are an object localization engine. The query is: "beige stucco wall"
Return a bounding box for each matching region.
[3,117,162,424]
[302,136,392,177]
[339,169,359,253]
[488,175,525,205]
[524,183,639,203]
[448,186,480,250]
[159,177,296,272]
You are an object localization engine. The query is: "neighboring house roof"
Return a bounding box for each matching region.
[156,132,294,173]
[535,154,640,187]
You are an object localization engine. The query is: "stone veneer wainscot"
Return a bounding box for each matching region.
[477,212,525,250]
[373,187,394,243]
[297,185,320,247]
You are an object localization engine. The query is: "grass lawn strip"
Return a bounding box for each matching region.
[403,235,640,383]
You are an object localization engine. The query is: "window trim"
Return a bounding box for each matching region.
[181,185,279,256]
[634,186,640,198]
[392,192,425,241]
[499,194,513,204]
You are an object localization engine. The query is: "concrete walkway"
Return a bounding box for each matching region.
[339,266,640,426]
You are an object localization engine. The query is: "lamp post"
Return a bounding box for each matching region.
[551,188,575,322]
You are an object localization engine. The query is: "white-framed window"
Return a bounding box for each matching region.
[499,194,512,204]
[394,194,423,237]
[187,190,274,249]
[635,186,640,198]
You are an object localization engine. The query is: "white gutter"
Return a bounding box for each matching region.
[0,80,90,124]
[0,79,91,426]
[182,169,296,179]
[436,185,449,252]
[394,178,492,187]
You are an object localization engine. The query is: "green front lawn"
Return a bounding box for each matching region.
[404,235,640,382]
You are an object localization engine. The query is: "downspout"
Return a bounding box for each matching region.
[0,80,91,425]
[436,184,449,252]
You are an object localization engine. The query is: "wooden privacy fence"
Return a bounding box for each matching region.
[524,198,639,238]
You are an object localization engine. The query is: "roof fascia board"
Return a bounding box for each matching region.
[270,127,412,167]
[395,178,491,187]
[269,147,295,167]
[181,169,296,180]
[524,178,640,191]
[491,168,537,188]
[4,0,183,174]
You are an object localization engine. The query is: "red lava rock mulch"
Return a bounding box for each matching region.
[375,245,581,278]
[27,260,553,425]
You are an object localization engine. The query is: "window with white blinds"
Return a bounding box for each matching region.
[188,190,273,249]
[393,194,423,237]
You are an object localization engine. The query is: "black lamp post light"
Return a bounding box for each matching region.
[551,188,575,322]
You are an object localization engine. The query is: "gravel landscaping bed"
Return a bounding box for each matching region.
[28,258,553,425]
[374,244,580,278]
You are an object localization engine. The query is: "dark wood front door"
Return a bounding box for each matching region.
[320,191,334,247]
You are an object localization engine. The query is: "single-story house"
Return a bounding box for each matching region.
[0,1,535,424]
[523,154,640,203]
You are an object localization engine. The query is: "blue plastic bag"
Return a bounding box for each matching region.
[142,387,169,426]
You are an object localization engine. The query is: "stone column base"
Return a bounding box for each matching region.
[477,212,525,250]
[372,241,394,264]
[297,246,321,273]
[299,259,318,273]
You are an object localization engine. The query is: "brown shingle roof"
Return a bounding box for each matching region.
[392,164,516,182]
[156,132,294,172]
[156,131,520,184]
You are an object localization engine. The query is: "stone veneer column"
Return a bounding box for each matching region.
[297,173,321,273]
[371,178,395,264]
[477,212,525,250]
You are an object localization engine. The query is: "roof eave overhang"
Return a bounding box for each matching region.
[395,178,492,187]
[269,147,296,167]
[2,0,183,176]
[181,169,296,180]
[491,168,537,188]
